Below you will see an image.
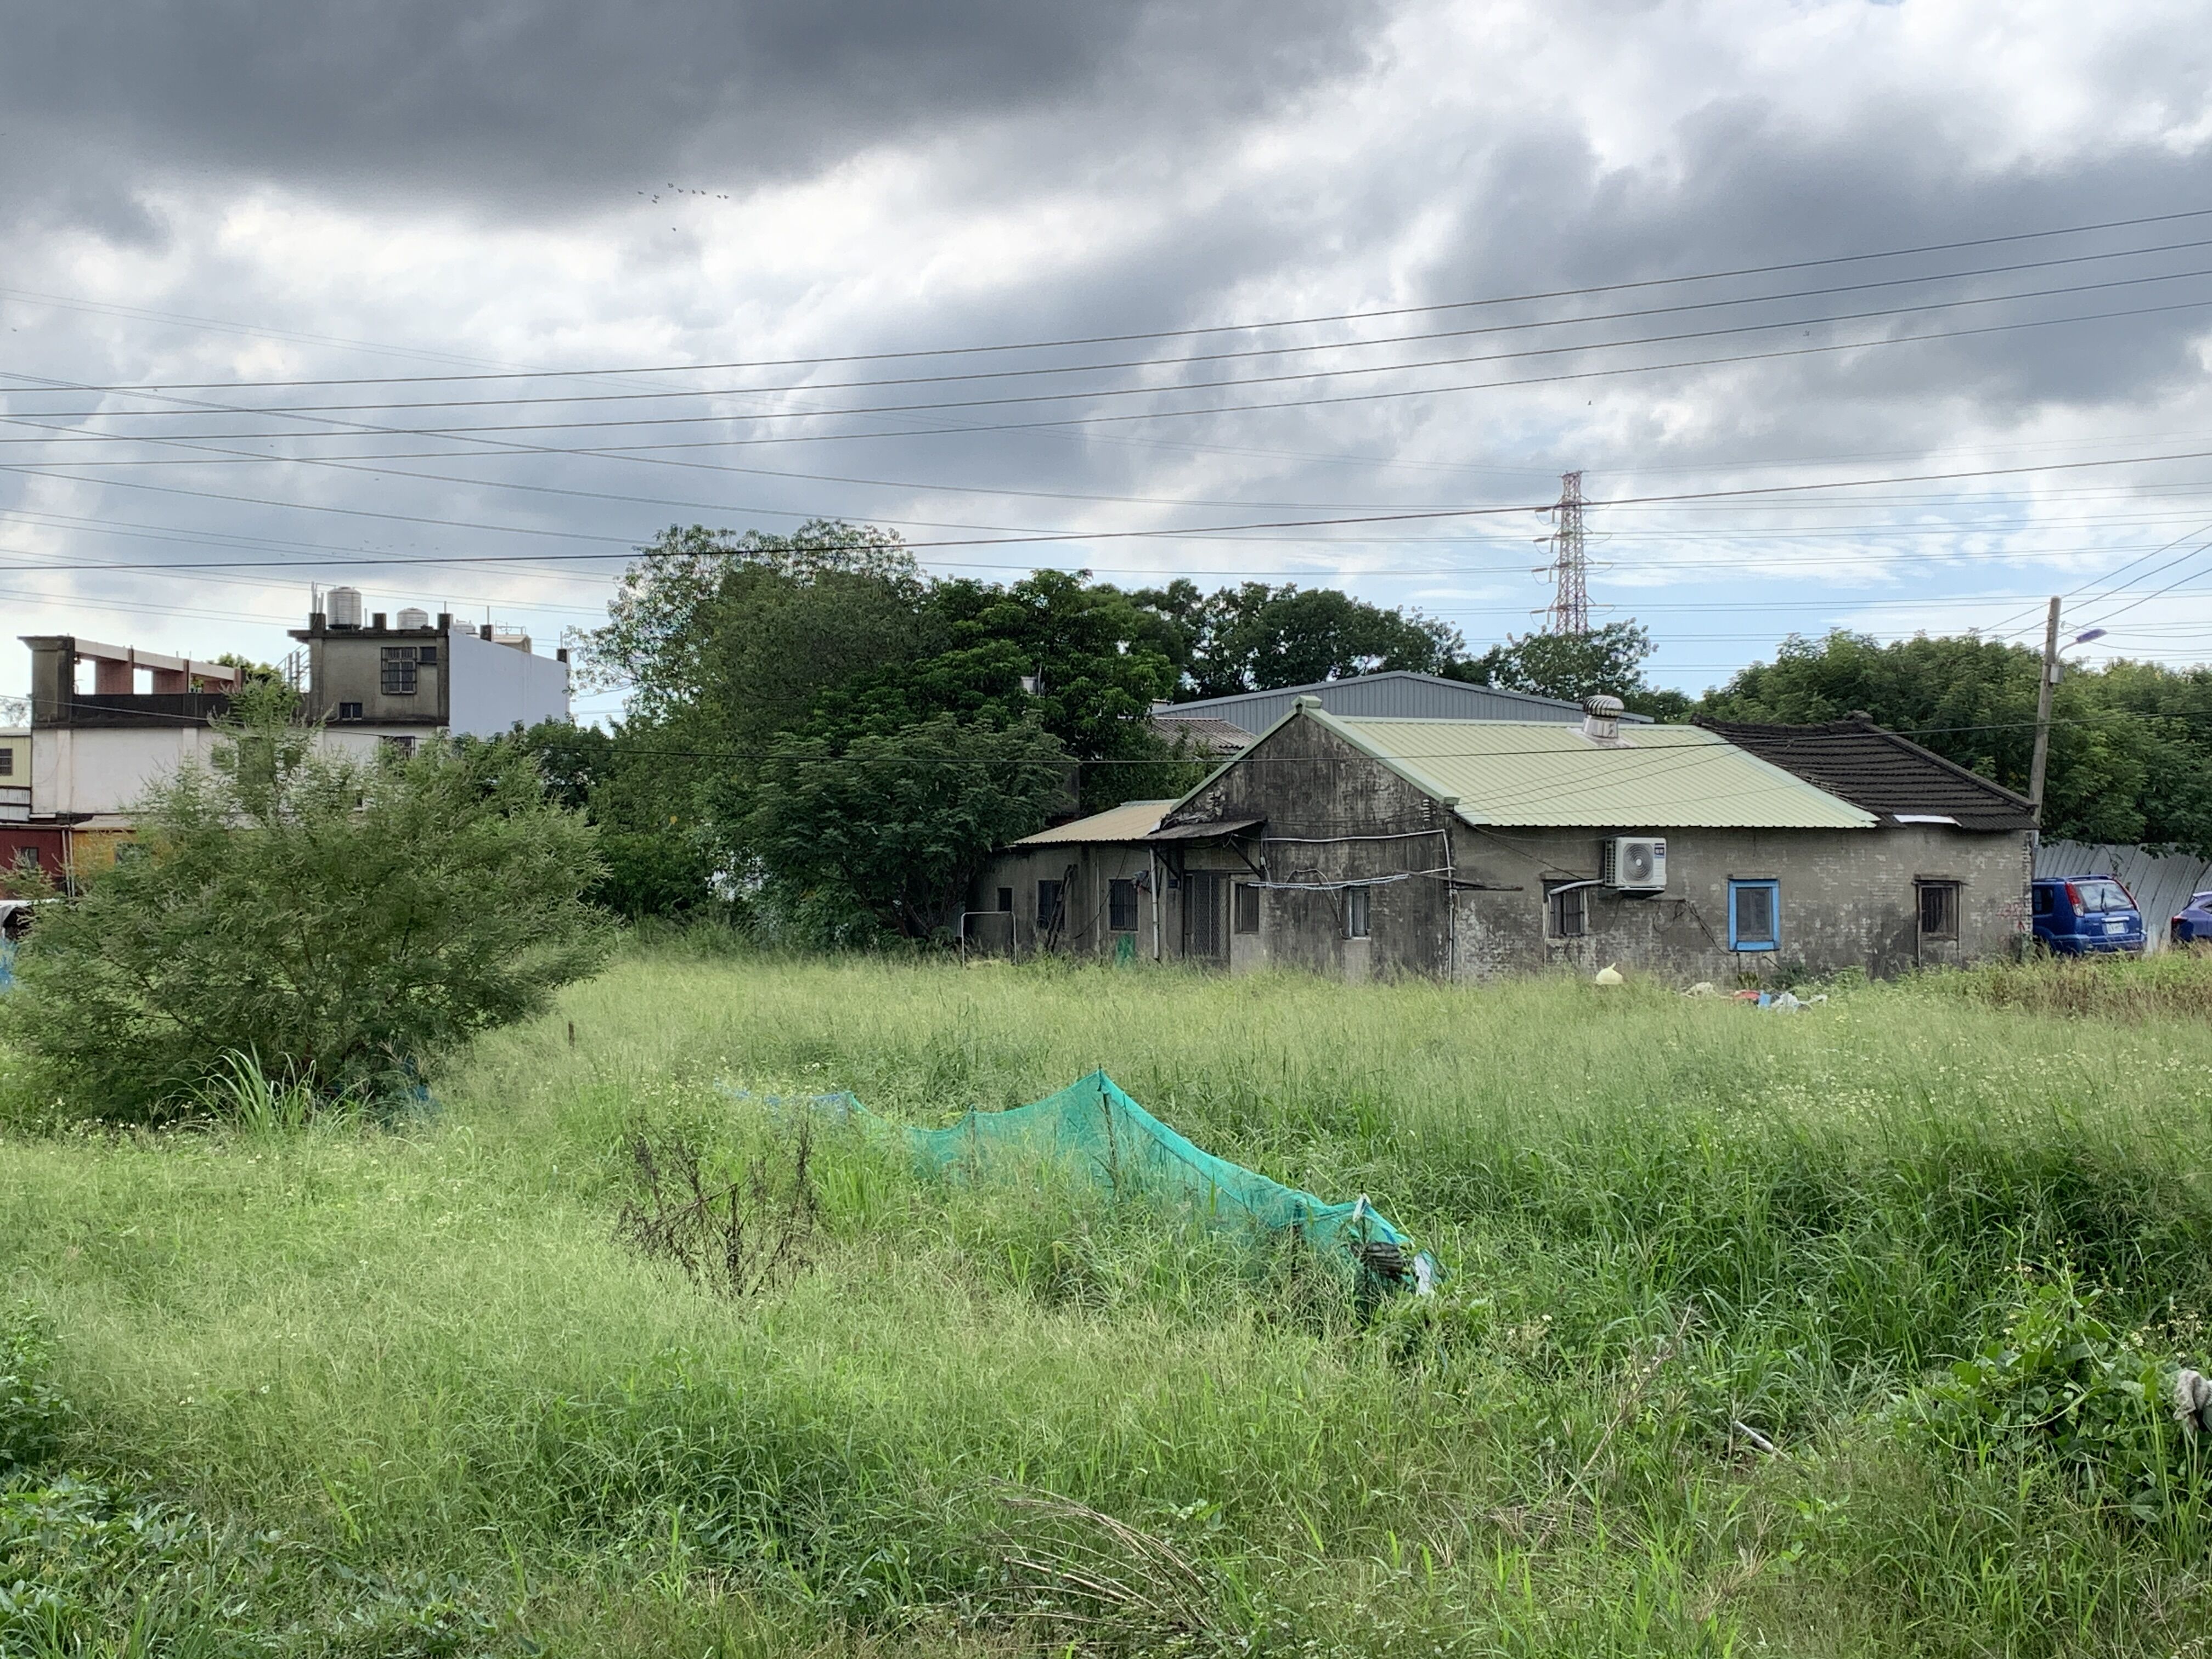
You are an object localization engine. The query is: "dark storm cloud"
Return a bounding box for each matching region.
[1413,95,2212,443]
[0,0,1379,228]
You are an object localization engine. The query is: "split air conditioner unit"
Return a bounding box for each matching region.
[1602,836,1667,893]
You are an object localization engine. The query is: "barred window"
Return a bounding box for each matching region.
[1109,878,1138,933]
[1545,881,1588,938]
[1233,882,1260,934]
[380,645,419,695]
[1918,881,1961,941]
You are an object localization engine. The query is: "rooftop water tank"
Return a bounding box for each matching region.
[395,607,429,630]
[326,587,363,629]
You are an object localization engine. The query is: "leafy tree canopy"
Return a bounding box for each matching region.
[1136,579,1464,697]
[733,714,1069,940]
[1695,630,2212,855]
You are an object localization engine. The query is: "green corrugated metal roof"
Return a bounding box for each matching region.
[1318,713,1877,830]
[1016,798,1174,845]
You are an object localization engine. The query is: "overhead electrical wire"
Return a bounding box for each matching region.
[21,201,2212,393]
[13,266,2212,444]
[15,233,2212,424]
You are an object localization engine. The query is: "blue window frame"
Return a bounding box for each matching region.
[1728,879,1779,951]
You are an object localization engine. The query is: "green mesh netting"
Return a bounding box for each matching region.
[793,1069,1435,1289]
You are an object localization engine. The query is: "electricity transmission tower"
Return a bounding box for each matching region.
[1541,470,1590,635]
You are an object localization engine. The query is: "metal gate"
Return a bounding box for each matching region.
[1184,872,1227,966]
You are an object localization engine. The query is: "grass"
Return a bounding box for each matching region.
[4,946,2212,1655]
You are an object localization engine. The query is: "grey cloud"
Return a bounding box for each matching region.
[0,0,1380,229]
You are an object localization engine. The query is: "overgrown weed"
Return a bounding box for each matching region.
[9,950,2212,1654]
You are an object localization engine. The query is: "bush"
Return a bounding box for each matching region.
[1906,1269,2206,1520]
[0,707,611,1116]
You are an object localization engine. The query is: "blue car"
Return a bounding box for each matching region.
[2031,876,2146,956]
[2172,891,2212,948]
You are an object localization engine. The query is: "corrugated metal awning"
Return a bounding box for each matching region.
[1148,816,1265,841]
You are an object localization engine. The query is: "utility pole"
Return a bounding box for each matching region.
[2027,595,2061,820]
[1542,470,1589,635]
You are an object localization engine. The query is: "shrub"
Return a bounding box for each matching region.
[0,704,611,1116]
[1906,1269,2205,1520]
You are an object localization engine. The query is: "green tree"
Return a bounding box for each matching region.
[0,705,608,1115]
[573,520,923,743]
[1137,580,1464,697]
[1452,622,1662,706]
[1695,630,2212,854]
[736,715,1068,940]
[508,720,720,918]
[820,569,1190,810]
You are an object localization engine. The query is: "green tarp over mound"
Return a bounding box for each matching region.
[795,1069,1436,1290]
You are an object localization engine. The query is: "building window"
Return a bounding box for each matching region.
[0,748,12,776]
[1918,880,1961,941]
[380,735,417,758]
[418,645,439,666]
[1036,879,1064,930]
[13,847,37,871]
[995,887,1013,913]
[1233,882,1260,934]
[1345,884,1371,939]
[1728,879,1779,951]
[1545,880,1588,938]
[1110,878,1139,933]
[380,646,419,695]
[337,701,364,721]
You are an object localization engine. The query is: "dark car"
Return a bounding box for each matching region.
[2030,876,2146,956]
[2173,891,2212,948]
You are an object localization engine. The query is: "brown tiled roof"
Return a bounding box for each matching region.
[1697,715,2036,832]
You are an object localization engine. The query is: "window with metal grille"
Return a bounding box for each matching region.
[1728,879,1779,951]
[1545,881,1588,938]
[1345,884,1371,938]
[1233,882,1260,934]
[1109,878,1138,932]
[1184,872,1226,960]
[1036,879,1064,930]
[380,645,419,695]
[0,748,12,776]
[1918,880,1961,940]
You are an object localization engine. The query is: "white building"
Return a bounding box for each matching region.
[6,602,571,878]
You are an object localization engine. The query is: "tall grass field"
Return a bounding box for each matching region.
[6,946,2212,1656]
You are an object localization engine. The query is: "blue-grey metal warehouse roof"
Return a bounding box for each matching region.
[1152,671,1650,735]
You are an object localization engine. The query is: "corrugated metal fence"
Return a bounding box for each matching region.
[2036,840,2212,951]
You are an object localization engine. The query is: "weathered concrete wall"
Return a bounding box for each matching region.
[308,629,450,726]
[1165,713,2032,983]
[994,713,2033,981]
[972,842,1161,959]
[1163,714,1455,980]
[1445,820,2031,983]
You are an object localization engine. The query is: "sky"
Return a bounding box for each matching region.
[3,0,2211,723]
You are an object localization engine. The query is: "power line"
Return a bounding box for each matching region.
[20,233,2212,423]
[15,263,2212,442]
[28,202,2212,393]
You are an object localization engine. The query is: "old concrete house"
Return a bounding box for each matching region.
[967,797,1175,959]
[1698,714,2038,970]
[977,697,2032,981]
